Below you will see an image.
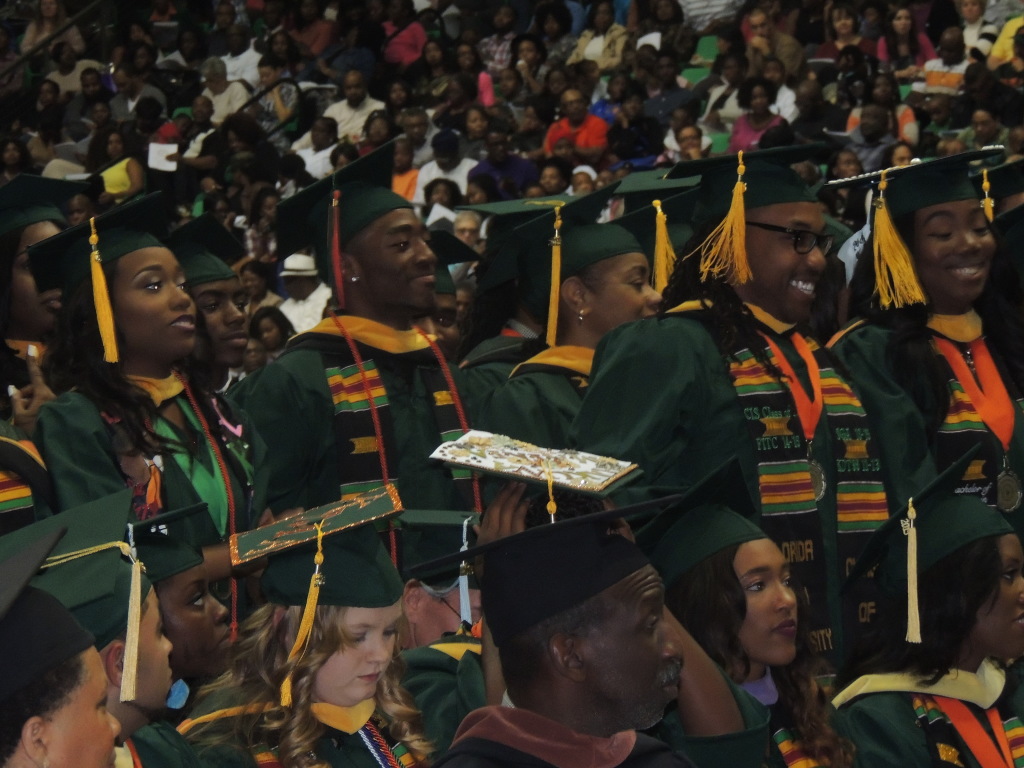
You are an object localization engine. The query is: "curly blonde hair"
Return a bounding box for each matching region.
[185,603,434,768]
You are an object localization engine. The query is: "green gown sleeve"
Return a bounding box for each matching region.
[479,371,581,449]
[401,643,486,754]
[652,672,771,768]
[130,722,202,768]
[34,392,129,512]
[833,693,933,768]
[228,351,337,514]
[829,324,939,509]
[571,317,761,506]
[461,360,518,424]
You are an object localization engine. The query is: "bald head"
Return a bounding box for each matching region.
[938,27,965,65]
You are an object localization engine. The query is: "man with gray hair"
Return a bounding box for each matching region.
[200,56,249,124]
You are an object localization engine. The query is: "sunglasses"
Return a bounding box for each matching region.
[746,221,835,255]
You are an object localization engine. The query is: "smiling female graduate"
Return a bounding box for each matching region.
[27,195,266,629]
[832,451,1024,768]
[572,147,892,671]
[829,149,1024,536]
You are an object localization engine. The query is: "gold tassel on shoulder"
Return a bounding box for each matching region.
[280,521,326,707]
[652,200,676,293]
[981,169,994,223]
[89,218,119,363]
[872,170,926,309]
[545,206,564,349]
[684,151,752,285]
[902,499,921,644]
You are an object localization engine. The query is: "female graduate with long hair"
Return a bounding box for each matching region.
[572,147,892,669]
[830,149,1024,537]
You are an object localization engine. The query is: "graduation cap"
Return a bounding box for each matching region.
[238,486,405,706]
[0,175,86,238]
[666,146,822,287]
[614,169,700,214]
[615,188,701,293]
[430,228,479,270]
[276,141,409,304]
[633,458,764,590]
[845,446,1011,644]
[398,509,479,623]
[0,490,152,701]
[410,495,681,646]
[0,526,95,705]
[971,159,1024,210]
[829,147,1003,309]
[129,503,208,584]
[27,193,169,364]
[167,213,245,288]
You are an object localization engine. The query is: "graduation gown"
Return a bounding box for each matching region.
[229,316,474,513]
[127,722,202,768]
[479,346,593,448]
[401,632,487,754]
[833,659,1024,768]
[460,333,535,422]
[572,305,890,667]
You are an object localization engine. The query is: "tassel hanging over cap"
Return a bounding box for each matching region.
[544,461,557,523]
[652,200,676,293]
[330,189,346,310]
[684,151,752,285]
[872,170,927,309]
[280,521,327,707]
[120,554,143,701]
[545,206,564,348]
[903,499,921,644]
[89,218,119,363]
[981,169,994,223]
[458,516,473,626]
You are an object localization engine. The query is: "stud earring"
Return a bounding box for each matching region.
[577,311,584,324]
[349,275,360,283]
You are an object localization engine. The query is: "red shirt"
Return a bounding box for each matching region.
[543,114,609,154]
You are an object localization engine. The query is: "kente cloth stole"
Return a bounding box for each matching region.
[0,437,49,535]
[249,723,417,768]
[772,727,823,768]
[931,336,1024,511]
[319,345,475,506]
[726,333,888,658]
[911,693,1024,768]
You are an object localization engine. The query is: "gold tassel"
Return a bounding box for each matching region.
[684,151,752,285]
[119,556,143,701]
[982,169,994,223]
[904,499,921,644]
[89,218,119,363]
[544,461,557,523]
[280,522,326,707]
[545,206,563,348]
[872,170,926,309]
[652,200,676,293]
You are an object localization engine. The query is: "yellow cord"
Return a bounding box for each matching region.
[89,218,119,363]
[652,199,677,293]
[904,499,921,644]
[546,206,563,348]
[280,521,326,707]
[982,169,994,222]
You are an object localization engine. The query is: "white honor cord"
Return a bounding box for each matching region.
[459,516,472,626]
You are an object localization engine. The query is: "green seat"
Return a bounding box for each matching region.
[899,83,913,101]
[709,132,731,154]
[681,67,710,85]
[696,35,718,62]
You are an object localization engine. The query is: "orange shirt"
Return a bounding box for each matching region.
[543,114,609,154]
[393,169,419,202]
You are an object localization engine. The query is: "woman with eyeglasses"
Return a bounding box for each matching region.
[830,148,1024,539]
[573,148,893,673]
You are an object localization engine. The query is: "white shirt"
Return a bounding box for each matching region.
[279,282,333,334]
[296,144,336,178]
[412,157,479,206]
[202,81,250,126]
[221,45,261,90]
[292,96,385,149]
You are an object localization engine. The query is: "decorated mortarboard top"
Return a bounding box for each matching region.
[411,495,681,646]
[633,457,764,589]
[129,503,208,584]
[971,158,1024,203]
[429,430,641,498]
[614,168,700,213]
[615,187,701,293]
[0,175,87,239]
[167,213,245,287]
[276,141,408,283]
[0,490,150,701]
[0,527,95,705]
[238,485,405,707]
[845,446,1011,643]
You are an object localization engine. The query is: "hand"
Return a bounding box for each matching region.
[10,346,55,437]
[474,482,529,548]
[166,152,180,162]
[97,191,113,205]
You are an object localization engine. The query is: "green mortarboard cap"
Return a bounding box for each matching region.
[28,193,169,295]
[614,169,700,214]
[972,159,1024,204]
[168,213,244,287]
[130,503,207,584]
[668,145,821,224]
[249,486,405,607]
[0,175,86,239]
[993,203,1024,284]
[633,458,764,589]
[459,194,570,249]
[0,527,95,705]
[873,147,1004,221]
[846,446,1012,598]
[411,495,681,646]
[430,229,479,267]
[615,188,700,263]
[397,509,479,584]
[276,141,408,285]
[435,267,455,295]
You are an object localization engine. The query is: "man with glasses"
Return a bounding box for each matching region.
[543,88,608,166]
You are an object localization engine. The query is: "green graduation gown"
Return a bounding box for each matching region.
[229,316,475,513]
[459,332,536,423]
[572,304,891,667]
[128,722,202,768]
[478,346,593,448]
